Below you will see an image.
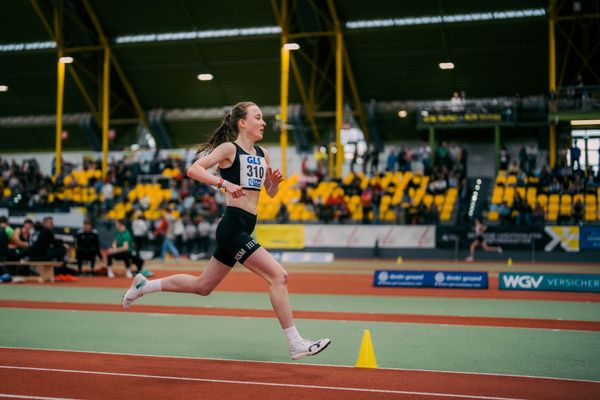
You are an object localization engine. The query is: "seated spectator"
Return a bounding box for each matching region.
[29,216,74,275]
[532,202,545,225]
[29,217,68,262]
[572,199,583,224]
[103,219,139,279]
[276,203,290,223]
[75,219,101,275]
[498,202,512,225]
[6,219,33,267]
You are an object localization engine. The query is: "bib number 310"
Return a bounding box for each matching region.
[240,155,265,189]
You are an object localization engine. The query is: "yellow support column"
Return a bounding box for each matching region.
[335,32,343,179]
[280,45,290,179]
[101,47,110,180]
[548,0,557,168]
[55,59,65,178]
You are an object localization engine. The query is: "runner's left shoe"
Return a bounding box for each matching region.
[122,273,147,309]
[289,338,331,360]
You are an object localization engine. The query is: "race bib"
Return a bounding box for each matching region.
[239,154,266,190]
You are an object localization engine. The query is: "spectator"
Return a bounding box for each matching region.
[499,146,510,170]
[131,213,149,253]
[570,143,581,170]
[276,203,290,223]
[196,215,211,258]
[159,208,181,262]
[183,215,198,256]
[104,219,138,279]
[75,219,101,275]
[29,217,68,263]
[572,199,583,224]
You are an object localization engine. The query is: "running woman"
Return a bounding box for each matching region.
[465,218,502,262]
[121,102,331,360]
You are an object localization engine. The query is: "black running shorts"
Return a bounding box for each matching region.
[214,206,261,267]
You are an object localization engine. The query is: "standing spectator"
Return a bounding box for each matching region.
[518,146,528,172]
[196,215,211,258]
[131,213,149,254]
[160,208,181,262]
[174,213,186,255]
[570,143,581,170]
[184,215,198,256]
[361,186,373,224]
[499,145,510,170]
[385,148,397,172]
[104,219,137,279]
[75,220,101,275]
[101,180,114,210]
[369,144,380,175]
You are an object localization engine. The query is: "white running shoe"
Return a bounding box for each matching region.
[126,269,133,279]
[289,338,331,360]
[465,256,474,262]
[122,273,147,309]
[497,247,503,254]
[107,269,115,278]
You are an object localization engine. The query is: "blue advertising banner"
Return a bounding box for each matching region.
[580,226,600,250]
[499,272,600,293]
[373,270,488,289]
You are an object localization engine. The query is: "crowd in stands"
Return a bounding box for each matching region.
[487,145,600,226]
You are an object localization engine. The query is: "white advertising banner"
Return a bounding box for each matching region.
[304,225,435,249]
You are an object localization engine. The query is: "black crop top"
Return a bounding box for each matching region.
[219,143,266,191]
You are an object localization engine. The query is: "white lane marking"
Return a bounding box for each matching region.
[0,365,525,400]
[1,346,599,384]
[0,394,82,400]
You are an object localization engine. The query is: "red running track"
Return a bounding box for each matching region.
[1,300,599,332]
[0,348,598,400]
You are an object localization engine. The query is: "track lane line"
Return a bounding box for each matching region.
[1,346,598,384]
[0,365,527,400]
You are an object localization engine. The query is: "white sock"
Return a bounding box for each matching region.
[140,279,162,294]
[284,325,304,349]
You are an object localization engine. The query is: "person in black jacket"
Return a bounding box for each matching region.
[75,219,101,275]
[29,217,72,276]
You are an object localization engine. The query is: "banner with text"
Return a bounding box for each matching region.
[499,272,600,293]
[304,225,435,249]
[374,270,488,289]
[255,225,304,249]
[580,226,600,250]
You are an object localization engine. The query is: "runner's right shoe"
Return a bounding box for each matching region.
[122,273,147,309]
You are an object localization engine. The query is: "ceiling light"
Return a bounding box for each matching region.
[197,74,213,81]
[0,85,8,92]
[398,110,408,118]
[570,119,600,126]
[283,43,300,50]
[439,62,454,70]
[59,56,74,63]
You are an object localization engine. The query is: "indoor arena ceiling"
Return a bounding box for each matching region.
[0,0,556,151]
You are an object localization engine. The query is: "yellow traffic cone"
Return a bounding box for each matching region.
[355,329,378,368]
[507,257,513,266]
[396,256,403,264]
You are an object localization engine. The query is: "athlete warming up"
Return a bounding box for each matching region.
[121,101,331,360]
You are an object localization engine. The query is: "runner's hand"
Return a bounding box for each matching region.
[267,167,284,186]
[224,182,245,198]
